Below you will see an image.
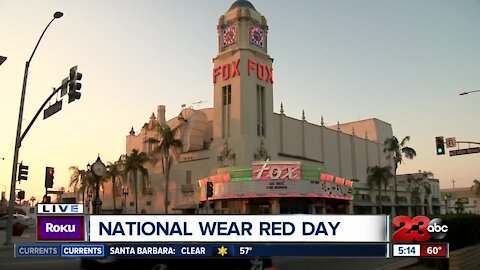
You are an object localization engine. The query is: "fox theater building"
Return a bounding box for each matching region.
[122,0,394,215]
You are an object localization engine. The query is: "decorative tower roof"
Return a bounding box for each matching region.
[228,0,256,11]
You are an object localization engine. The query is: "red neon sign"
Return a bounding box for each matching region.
[213,59,273,84]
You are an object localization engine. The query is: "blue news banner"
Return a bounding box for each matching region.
[15,243,388,258]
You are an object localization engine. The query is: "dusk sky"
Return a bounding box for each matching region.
[1,0,479,201]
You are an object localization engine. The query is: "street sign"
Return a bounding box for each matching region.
[43,100,63,119]
[449,147,480,156]
[445,137,456,148]
[46,190,64,195]
[60,77,69,97]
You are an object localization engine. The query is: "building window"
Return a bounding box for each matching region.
[186,170,192,184]
[222,85,231,138]
[146,201,151,206]
[256,85,265,136]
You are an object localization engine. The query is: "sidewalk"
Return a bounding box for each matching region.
[0,227,37,251]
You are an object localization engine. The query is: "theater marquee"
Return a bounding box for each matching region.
[198,161,354,201]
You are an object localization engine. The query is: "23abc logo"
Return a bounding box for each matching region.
[392,216,448,242]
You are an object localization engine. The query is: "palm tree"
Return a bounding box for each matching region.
[124,149,149,214]
[69,166,95,204]
[103,161,124,213]
[151,123,183,214]
[384,136,417,205]
[29,196,36,207]
[471,179,480,197]
[367,165,393,214]
[407,172,432,215]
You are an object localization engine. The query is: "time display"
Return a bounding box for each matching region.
[393,244,421,257]
[222,26,237,47]
[250,26,264,47]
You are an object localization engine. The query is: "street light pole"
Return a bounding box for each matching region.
[459,90,480,96]
[4,11,63,246]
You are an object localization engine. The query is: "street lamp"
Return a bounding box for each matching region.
[123,188,129,214]
[91,156,106,215]
[5,11,63,246]
[87,189,93,214]
[459,90,480,96]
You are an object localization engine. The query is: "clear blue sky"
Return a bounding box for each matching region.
[1,0,479,201]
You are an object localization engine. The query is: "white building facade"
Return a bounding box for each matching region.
[104,0,440,216]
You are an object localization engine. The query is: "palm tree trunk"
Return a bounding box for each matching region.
[112,176,116,213]
[164,155,169,215]
[394,164,398,205]
[378,188,383,214]
[134,172,138,214]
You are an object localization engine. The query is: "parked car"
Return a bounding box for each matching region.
[0,214,34,229]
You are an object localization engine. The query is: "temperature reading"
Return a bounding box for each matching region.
[240,247,253,255]
[427,246,442,255]
[420,244,448,257]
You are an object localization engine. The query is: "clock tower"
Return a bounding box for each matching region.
[212,0,275,165]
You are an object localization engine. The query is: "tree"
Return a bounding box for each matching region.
[69,166,95,204]
[367,166,394,214]
[124,149,149,214]
[29,196,36,207]
[471,179,480,197]
[103,161,124,213]
[151,123,183,214]
[441,192,452,214]
[407,172,433,215]
[384,136,417,205]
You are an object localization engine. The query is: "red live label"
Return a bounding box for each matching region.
[420,244,448,257]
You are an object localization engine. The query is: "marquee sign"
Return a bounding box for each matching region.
[200,180,352,201]
[252,161,301,180]
[198,161,354,201]
[213,59,274,84]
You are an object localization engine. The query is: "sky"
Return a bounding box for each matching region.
[1,0,479,202]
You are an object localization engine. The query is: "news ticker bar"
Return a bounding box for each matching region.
[15,243,389,258]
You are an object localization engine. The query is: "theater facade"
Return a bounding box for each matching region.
[120,0,395,215]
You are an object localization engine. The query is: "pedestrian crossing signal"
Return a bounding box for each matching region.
[42,195,51,204]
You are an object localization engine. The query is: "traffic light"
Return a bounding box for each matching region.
[18,162,29,181]
[68,65,82,103]
[436,136,445,155]
[42,195,51,204]
[206,181,214,198]
[17,190,25,200]
[45,166,55,188]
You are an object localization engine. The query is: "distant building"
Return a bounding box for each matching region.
[440,187,480,214]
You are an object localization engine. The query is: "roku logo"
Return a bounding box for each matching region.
[392,216,448,242]
[46,223,76,233]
